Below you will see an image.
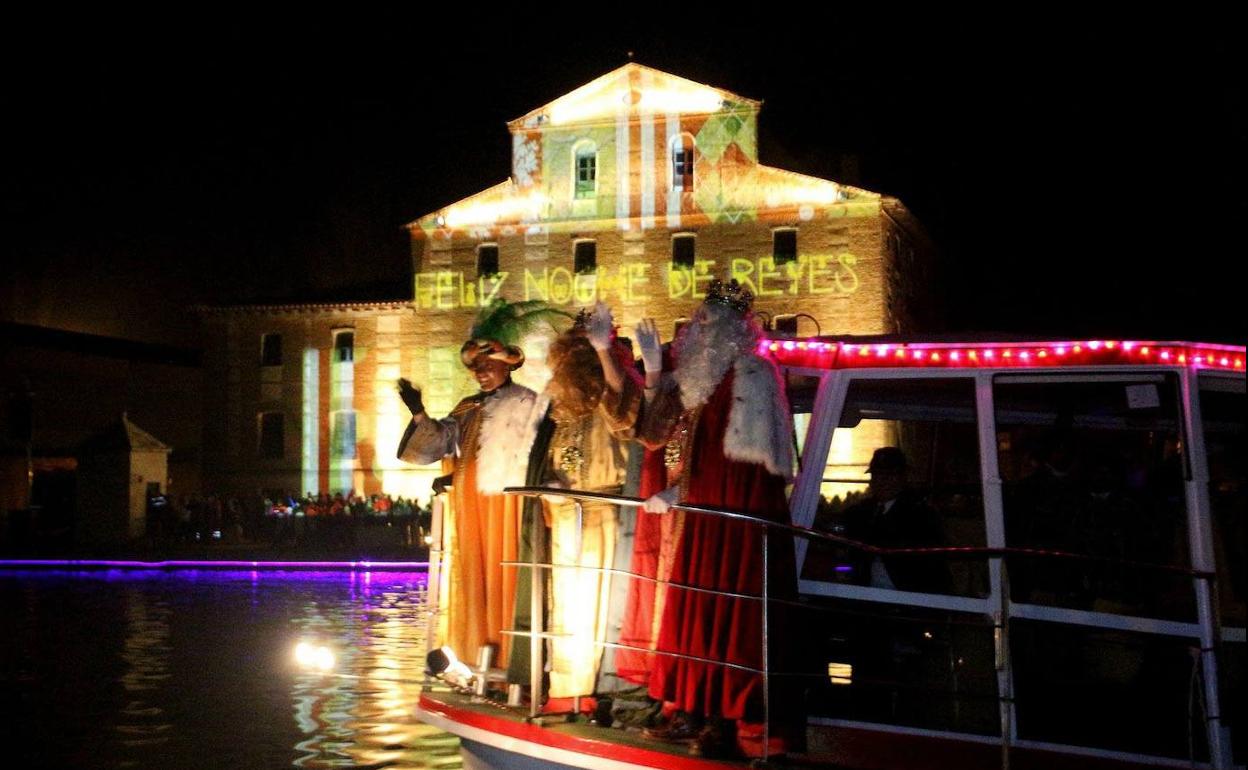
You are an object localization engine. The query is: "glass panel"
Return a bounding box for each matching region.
[1011,619,1208,761]
[804,377,988,598]
[331,411,357,460]
[773,229,797,264]
[259,413,284,459]
[573,241,596,274]
[671,234,695,267]
[334,332,354,363]
[477,245,499,278]
[804,598,998,735]
[260,333,282,366]
[1199,375,1246,628]
[994,375,1194,621]
[575,152,596,198]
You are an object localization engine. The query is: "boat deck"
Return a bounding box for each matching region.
[416,687,1158,770]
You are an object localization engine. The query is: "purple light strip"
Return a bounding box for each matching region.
[0,559,429,571]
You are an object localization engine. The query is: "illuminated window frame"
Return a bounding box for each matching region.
[477,243,500,278]
[670,133,695,192]
[333,329,355,363]
[573,238,597,275]
[573,141,598,200]
[671,232,696,268]
[773,227,798,265]
[260,333,283,367]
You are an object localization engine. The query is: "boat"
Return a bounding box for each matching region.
[416,336,1245,769]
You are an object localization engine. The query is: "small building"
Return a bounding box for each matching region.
[77,414,171,545]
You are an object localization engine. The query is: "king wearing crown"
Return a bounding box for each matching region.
[631,278,800,759]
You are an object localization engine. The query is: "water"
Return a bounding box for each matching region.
[0,569,461,769]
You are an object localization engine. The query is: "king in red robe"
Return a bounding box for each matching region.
[636,280,799,758]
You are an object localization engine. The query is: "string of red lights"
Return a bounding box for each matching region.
[758,338,1246,371]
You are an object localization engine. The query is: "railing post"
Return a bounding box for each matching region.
[1178,368,1232,769]
[425,495,444,663]
[530,494,544,720]
[761,525,771,766]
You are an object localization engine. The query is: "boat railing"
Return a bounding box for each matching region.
[423,484,1233,768]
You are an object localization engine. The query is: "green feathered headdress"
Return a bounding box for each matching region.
[461,299,572,369]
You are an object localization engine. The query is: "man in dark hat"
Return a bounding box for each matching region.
[840,446,949,592]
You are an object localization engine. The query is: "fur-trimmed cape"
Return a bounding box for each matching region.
[475,386,551,494]
[723,353,795,480]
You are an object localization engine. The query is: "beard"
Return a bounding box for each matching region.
[672,304,761,410]
[545,335,607,421]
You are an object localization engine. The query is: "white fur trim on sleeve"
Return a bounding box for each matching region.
[475,385,550,494]
[724,353,795,480]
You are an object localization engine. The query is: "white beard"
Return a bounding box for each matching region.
[672,308,758,411]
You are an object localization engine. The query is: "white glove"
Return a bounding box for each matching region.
[588,301,614,351]
[634,318,662,373]
[541,479,568,505]
[642,485,679,514]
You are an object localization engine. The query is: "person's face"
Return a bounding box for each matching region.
[868,468,905,501]
[469,357,511,392]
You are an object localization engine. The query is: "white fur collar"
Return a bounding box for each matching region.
[723,353,795,480]
[475,384,550,494]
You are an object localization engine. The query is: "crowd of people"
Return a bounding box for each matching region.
[145,490,432,550]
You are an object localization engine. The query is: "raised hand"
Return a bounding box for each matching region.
[634,318,662,373]
[587,301,614,351]
[397,378,425,416]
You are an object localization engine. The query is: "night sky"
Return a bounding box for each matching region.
[6,15,1244,346]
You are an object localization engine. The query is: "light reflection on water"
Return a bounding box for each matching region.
[0,569,460,769]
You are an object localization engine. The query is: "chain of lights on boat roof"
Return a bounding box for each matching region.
[758,339,1246,372]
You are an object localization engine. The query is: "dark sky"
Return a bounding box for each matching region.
[6,14,1245,345]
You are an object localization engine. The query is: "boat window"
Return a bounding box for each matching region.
[783,370,822,472]
[994,374,1194,622]
[1199,374,1246,629]
[1010,619,1213,760]
[804,377,987,599]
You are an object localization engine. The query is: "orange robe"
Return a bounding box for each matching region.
[398,383,544,668]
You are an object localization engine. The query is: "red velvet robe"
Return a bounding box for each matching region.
[613,447,667,683]
[643,368,797,725]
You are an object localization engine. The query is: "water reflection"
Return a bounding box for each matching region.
[117,586,173,761]
[0,569,459,770]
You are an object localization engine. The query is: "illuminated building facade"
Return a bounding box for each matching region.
[202,64,936,501]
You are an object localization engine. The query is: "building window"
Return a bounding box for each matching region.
[672,135,695,191]
[258,412,284,459]
[477,243,500,278]
[773,314,798,334]
[331,411,357,460]
[574,144,597,199]
[333,330,354,363]
[260,333,283,366]
[671,233,696,268]
[573,239,597,274]
[773,228,798,265]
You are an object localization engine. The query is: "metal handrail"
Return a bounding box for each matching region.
[504,486,1216,579]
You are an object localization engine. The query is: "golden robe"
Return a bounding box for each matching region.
[543,377,640,698]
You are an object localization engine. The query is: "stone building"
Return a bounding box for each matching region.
[202,64,936,502]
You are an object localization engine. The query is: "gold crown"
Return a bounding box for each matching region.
[704,278,754,313]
